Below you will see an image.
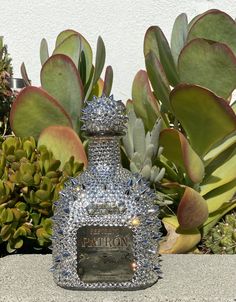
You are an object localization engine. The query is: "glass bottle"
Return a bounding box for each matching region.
[51,95,161,290]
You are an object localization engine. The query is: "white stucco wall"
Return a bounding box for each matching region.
[2,0,236,101]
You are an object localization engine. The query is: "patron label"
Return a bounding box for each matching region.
[77,226,134,283]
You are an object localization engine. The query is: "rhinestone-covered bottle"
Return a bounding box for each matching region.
[52,95,162,290]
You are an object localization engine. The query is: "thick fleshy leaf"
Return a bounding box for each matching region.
[177,186,208,229]
[41,54,84,130]
[132,70,160,131]
[20,63,31,86]
[171,13,188,65]
[38,126,87,168]
[160,129,204,183]
[85,36,105,100]
[170,84,236,156]
[145,51,171,112]
[40,38,49,66]
[10,86,72,139]
[78,35,93,86]
[204,137,236,176]
[187,9,236,55]
[93,36,105,85]
[55,29,77,47]
[178,39,236,99]
[53,34,81,67]
[144,26,180,86]
[204,133,236,164]
[91,78,104,97]
[56,30,93,86]
[204,179,236,213]
[102,66,113,97]
[159,216,201,254]
[200,151,236,195]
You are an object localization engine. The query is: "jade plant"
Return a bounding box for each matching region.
[0,37,13,136]
[130,9,236,253]
[9,29,113,164]
[204,211,236,254]
[0,136,84,253]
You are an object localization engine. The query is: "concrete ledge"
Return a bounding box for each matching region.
[0,254,235,302]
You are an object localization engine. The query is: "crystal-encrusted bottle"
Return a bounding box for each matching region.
[52,95,161,290]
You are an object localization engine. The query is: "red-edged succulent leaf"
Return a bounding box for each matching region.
[144,26,180,86]
[177,186,209,229]
[10,86,72,139]
[132,70,160,131]
[102,66,113,97]
[178,38,236,99]
[38,126,87,168]
[170,84,236,157]
[41,54,84,131]
[187,9,236,55]
[159,129,204,183]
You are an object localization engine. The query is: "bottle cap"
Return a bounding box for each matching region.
[81,95,128,136]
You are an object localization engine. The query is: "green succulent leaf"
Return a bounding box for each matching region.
[55,30,93,86]
[55,29,78,47]
[41,54,84,131]
[132,70,160,131]
[53,33,81,67]
[102,66,113,97]
[187,9,236,55]
[85,36,105,100]
[178,38,236,99]
[170,84,236,156]
[93,36,105,86]
[171,13,188,66]
[145,51,171,112]
[10,86,73,139]
[144,26,180,86]
[40,38,49,66]
[177,186,208,229]
[20,62,31,86]
[38,125,87,168]
[159,129,205,183]
[200,151,236,195]
[204,178,236,213]
[204,133,236,164]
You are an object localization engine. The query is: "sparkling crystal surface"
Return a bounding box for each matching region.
[52,96,161,290]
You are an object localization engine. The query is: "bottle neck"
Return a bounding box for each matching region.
[87,136,122,172]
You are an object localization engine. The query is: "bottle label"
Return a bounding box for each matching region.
[77,226,135,283]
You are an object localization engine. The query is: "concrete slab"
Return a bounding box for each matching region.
[0,254,235,302]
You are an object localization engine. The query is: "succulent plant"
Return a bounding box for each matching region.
[131,9,236,253]
[0,136,83,253]
[204,211,236,254]
[9,29,113,164]
[122,107,165,184]
[0,37,13,136]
